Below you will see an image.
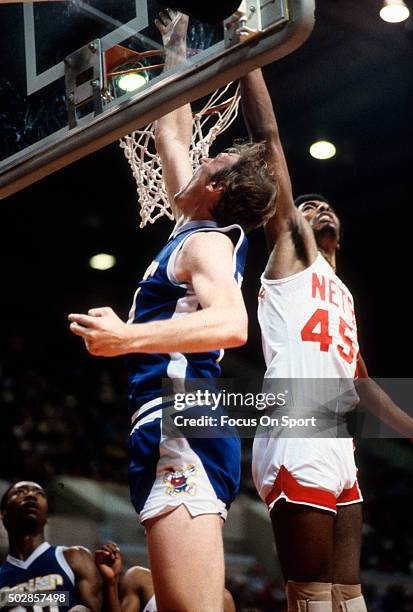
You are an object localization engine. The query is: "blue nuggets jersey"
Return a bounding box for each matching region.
[0,542,79,610]
[126,220,247,418]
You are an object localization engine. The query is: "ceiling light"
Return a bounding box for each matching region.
[309,141,337,160]
[380,0,410,23]
[89,253,116,271]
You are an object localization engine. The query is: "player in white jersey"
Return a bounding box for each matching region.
[242,67,413,611]
[240,69,367,612]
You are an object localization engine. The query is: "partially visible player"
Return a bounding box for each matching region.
[94,541,236,612]
[68,11,276,612]
[0,481,102,611]
[241,68,413,612]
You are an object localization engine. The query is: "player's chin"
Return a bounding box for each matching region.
[315,222,338,238]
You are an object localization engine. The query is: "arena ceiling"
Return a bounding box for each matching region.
[1,0,412,378]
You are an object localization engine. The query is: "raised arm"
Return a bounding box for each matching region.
[94,542,122,612]
[154,10,193,220]
[240,69,317,276]
[241,69,293,225]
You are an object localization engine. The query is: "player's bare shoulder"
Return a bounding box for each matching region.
[183,230,235,253]
[63,546,95,571]
[175,230,235,282]
[123,565,153,591]
[264,210,317,280]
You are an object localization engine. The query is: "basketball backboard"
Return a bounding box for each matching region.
[0,0,315,198]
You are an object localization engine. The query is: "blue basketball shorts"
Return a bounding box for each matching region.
[128,398,241,523]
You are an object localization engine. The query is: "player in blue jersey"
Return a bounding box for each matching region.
[68,10,276,612]
[0,481,102,611]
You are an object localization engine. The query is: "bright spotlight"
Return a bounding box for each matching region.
[380,0,410,22]
[309,141,337,160]
[117,72,148,92]
[89,253,116,271]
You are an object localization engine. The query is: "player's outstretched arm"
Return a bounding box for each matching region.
[356,355,413,438]
[241,69,317,275]
[154,10,192,220]
[95,542,122,612]
[64,546,102,612]
[68,232,247,356]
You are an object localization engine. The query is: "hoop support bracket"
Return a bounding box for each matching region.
[65,39,107,129]
[224,0,288,47]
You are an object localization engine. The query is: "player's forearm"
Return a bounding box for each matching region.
[241,68,293,214]
[357,378,413,438]
[241,69,279,142]
[102,578,122,612]
[126,306,248,354]
[155,37,192,151]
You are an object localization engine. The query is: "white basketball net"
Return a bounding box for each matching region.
[119,82,240,228]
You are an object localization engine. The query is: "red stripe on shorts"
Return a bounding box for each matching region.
[265,465,337,511]
[336,479,362,505]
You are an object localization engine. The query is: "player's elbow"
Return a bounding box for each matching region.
[224,313,248,347]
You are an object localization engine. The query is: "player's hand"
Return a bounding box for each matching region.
[68,307,132,357]
[94,542,122,583]
[155,8,188,49]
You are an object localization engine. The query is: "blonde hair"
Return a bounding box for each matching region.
[211,142,277,233]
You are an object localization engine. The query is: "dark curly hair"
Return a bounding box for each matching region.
[210,142,277,234]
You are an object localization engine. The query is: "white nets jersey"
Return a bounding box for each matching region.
[258,253,359,380]
[253,254,363,513]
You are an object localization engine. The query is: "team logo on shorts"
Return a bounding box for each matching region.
[163,465,197,497]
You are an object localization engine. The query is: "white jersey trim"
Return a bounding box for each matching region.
[131,409,162,433]
[6,542,51,570]
[131,397,163,424]
[270,494,338,515]
[55,547,76,586]
[143,593,157,612]
[167,222,245,287]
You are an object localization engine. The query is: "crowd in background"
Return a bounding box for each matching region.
[1,333,412,611]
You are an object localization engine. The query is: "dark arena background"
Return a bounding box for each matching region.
[1,1,413,610]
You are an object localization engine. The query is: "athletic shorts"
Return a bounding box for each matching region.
[252,437,362,514]
[128,398,241,523]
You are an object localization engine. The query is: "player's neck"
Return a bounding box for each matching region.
[319,247,337,272]
[176,192,215,224]
[8,532,45,561]
[180,208,214,225]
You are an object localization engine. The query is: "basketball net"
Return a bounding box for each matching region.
[119,82,240,228]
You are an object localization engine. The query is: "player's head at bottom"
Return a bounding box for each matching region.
[1,481,48,534]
